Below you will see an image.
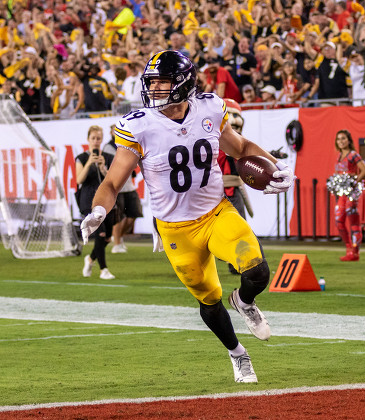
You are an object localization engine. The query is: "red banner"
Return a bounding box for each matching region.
[290,106,365,237]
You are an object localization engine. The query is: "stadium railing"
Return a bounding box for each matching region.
[26,98,364,121]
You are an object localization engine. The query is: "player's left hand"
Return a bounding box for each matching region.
[80,206,106,245]
[264,161,295,194]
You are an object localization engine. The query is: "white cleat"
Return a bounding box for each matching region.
[228,289,271,341]
[230,351,258,383]
[111,244,127,254]
[82,255,94,277]
[100,268,115,280]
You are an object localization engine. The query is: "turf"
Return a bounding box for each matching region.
[0,240,364,406]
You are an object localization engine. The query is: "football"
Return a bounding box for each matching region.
[235,156,278,191]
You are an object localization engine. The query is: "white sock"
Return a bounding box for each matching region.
[228,343,246,357]
[235,291,253,309]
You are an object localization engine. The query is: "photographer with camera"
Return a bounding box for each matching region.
[75,125,116,279]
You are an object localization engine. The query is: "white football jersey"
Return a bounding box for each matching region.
[114,93,228,222]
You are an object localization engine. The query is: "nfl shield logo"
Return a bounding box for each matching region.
[181,128,187,135]
[170,243,177,250]
[202,118,213,132]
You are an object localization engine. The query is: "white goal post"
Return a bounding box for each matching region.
[0,94,81,258]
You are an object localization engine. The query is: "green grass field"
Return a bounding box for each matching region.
[0,239,364,406]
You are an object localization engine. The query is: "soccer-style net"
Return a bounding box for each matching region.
[0,94,81,258]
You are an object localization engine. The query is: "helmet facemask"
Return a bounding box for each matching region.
[141,72,196,110]
[140,51,197,110]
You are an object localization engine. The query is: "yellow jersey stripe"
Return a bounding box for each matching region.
[220,102,229,132]
[115,126,135,139]
[115,137,144,156]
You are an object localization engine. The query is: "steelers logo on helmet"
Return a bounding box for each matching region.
[141,50,197,110]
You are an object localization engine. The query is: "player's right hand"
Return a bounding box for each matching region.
[80,206,106,245]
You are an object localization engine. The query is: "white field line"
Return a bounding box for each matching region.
[0,329,180,342]
[2,280,127,288]
[2,280,365,298]
[0,383,364,412]
[0,334,349,346]
[0,297,364,341]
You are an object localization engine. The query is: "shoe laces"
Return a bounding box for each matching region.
[243,305,262,322]
[233,354,254,376]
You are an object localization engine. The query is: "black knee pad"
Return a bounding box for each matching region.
[240,260,270,302]
[242,260,270,288]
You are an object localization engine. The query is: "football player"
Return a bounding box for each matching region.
[81,50,294,383]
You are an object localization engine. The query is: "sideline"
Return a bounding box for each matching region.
[0,297,364,341]
[0,383,364,412]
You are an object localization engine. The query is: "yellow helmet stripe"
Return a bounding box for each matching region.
[148,50,168,69]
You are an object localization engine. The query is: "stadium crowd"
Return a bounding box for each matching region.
[0,0,365,117]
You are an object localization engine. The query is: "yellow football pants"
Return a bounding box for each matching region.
[155,198,264,305]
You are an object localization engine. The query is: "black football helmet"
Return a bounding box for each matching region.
[140,50,196,110]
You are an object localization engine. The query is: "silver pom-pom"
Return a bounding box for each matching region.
[327,173,364,201]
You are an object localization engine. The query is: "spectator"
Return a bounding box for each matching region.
[120,62,143,109]
[284,32,302,55]
[307,41,350,106]
[39,63,63,115]
[203,57,242,103]
[347,47,365,106]
[234,36,257,90]
[219,37,237,81]
[260,84,278,108]
[241,84,263,110]
[276,16,294,40]
[169,32,190,57]
[57,54,84,118]
[158,13,175,41]
[138,39,156,62]
[275,60,303,106]
[253,7,275,41]
[252,44,269,90]
[335,1,351,31]
[15,47,43,115]
[211,32,225,58]
[0,78,22,101]
[298,55,318,104]
[79,62,114,112]
[109,66,128,111]
[103,124,143,254]
[75,125,115,279]
[262,41,284,91]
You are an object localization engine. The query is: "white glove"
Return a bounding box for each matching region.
[264,161,295,195]
[80,206,106,245]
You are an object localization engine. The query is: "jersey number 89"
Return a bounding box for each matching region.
[168,139,213,193]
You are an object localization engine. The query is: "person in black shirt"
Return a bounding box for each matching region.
[219,37,238,82]
[297,55,318,103]
[79,63,114,112]
[234,37,257,90]
[75,125,115,280]
[317,42,349,102]
[306,42,349,105]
